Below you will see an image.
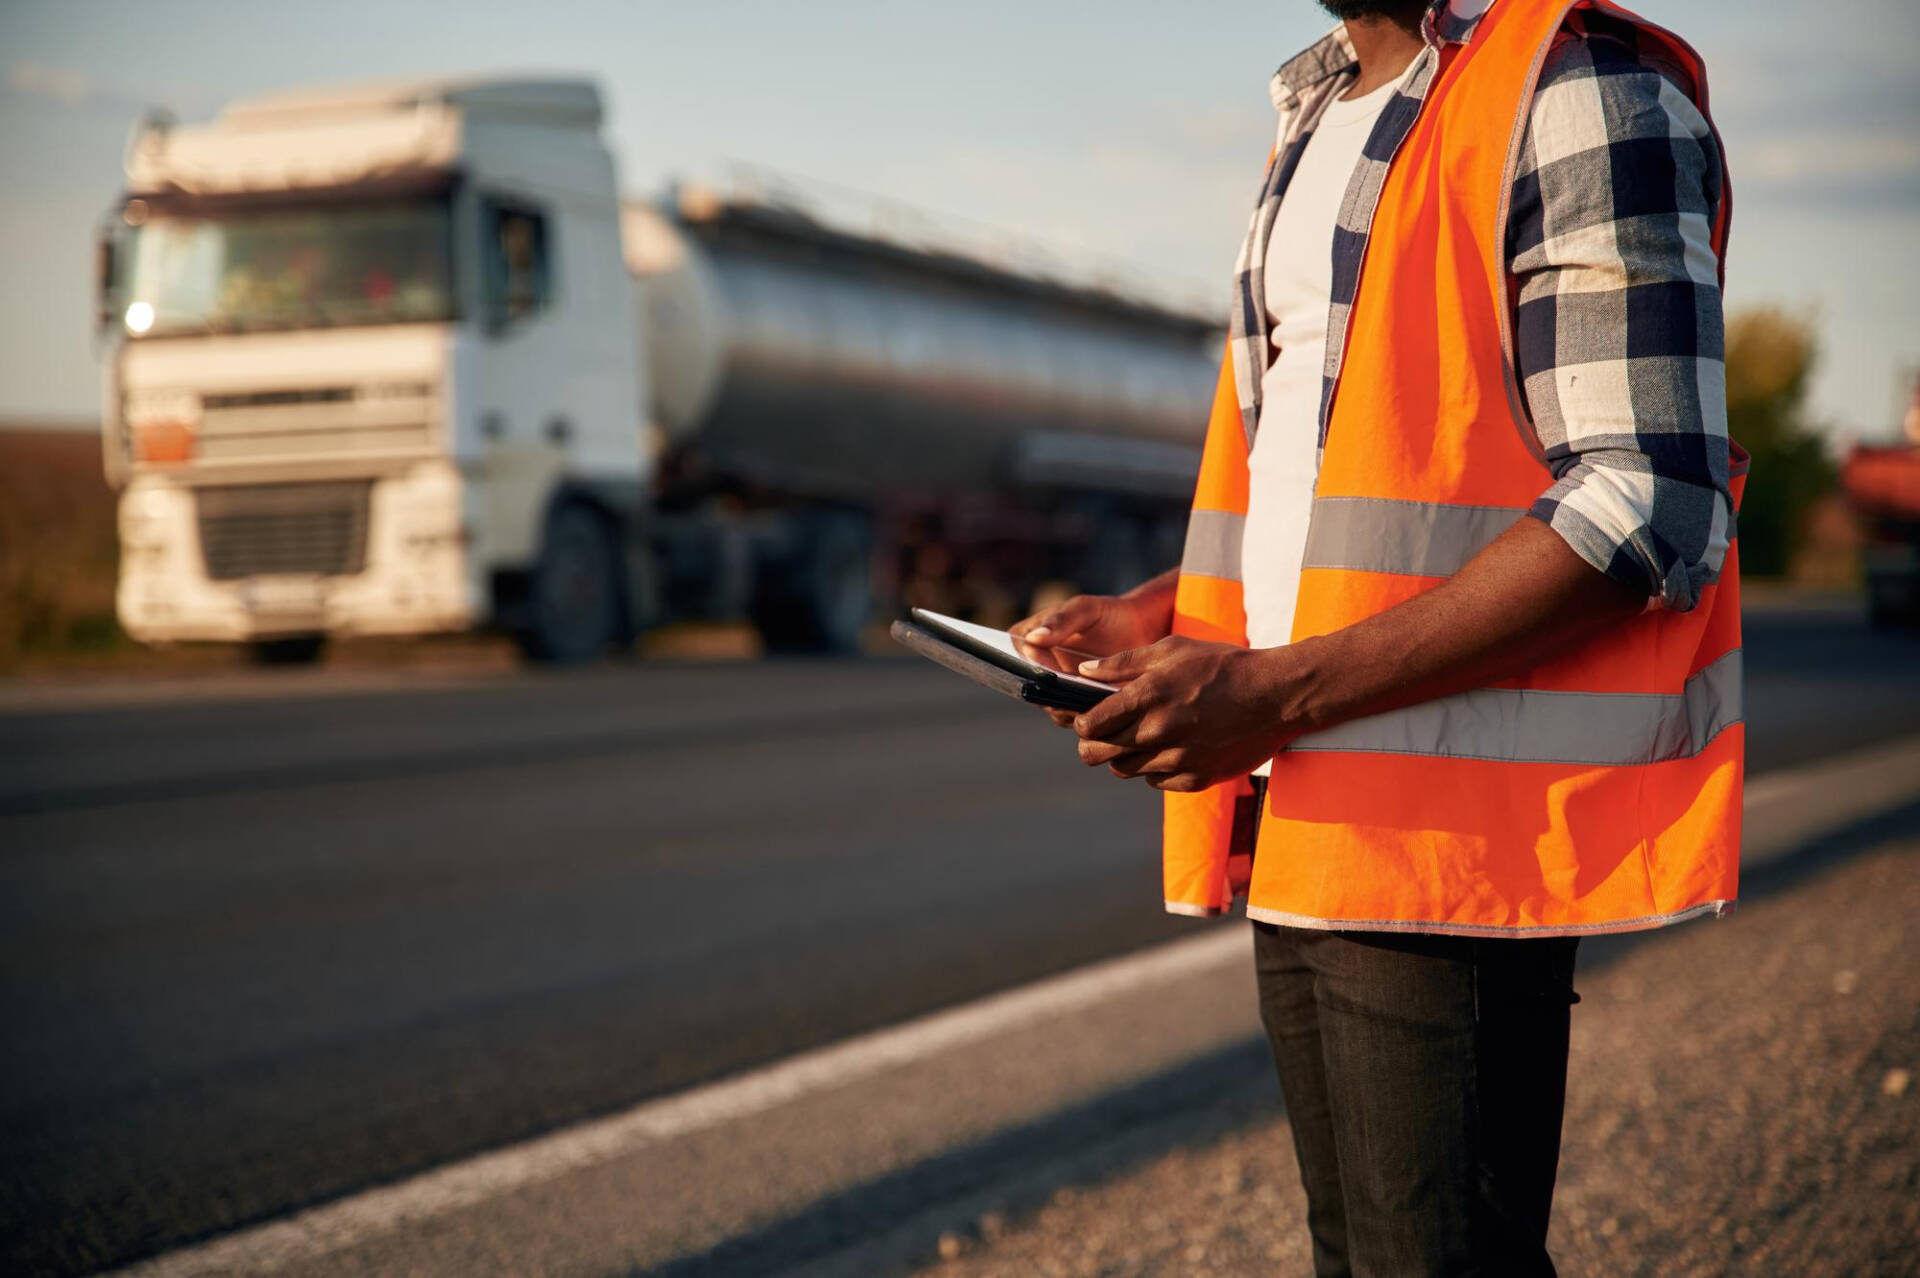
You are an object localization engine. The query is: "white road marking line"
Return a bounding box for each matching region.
[1742,734,1920,864]
[1742,733,1920,807]
[99,927,1252,1278]
[98,733,1920,1278]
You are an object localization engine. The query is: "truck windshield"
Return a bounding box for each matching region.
[118,197,455,337]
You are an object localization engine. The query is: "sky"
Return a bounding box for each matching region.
[1,0,1914,441]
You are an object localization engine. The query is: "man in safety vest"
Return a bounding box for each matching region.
[1013,0,1739,1272]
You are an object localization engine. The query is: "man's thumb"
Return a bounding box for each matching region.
[1080,642,1149,682]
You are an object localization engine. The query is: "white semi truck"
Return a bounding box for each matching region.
[96,76,1219,661]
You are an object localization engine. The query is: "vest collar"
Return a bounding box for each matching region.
[1269,0,1498,111]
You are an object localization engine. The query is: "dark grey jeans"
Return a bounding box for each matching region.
[1254,922,1579,1277]
[1246,768,1578,1276]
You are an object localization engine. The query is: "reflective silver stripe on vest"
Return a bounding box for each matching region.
[1302,497,1528,577]
[1181,508,1245,582]
[1290,648,1743,766]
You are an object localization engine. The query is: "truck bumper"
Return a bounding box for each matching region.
[115,462,480,643]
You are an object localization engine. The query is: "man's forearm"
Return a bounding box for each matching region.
[1280,516,1648,733]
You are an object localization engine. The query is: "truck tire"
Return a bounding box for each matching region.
[518,503,622,664]
[1867,577,1920,631]
[754,512,873,654]
[247,634,325,665]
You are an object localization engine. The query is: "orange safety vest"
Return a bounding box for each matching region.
[1164,0,1745,936]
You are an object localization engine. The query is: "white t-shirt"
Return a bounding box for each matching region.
[1243,76,1397,774]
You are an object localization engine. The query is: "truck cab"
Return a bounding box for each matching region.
[98,77,644,660]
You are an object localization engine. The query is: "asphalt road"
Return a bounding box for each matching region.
[2,609,1916,1277]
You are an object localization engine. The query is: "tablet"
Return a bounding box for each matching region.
[891,607,1118,712]
[913,609,1119,690]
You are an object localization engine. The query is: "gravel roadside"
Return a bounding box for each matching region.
[909,836,1920,1278]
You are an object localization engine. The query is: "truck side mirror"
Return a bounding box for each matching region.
[94,234,119,331]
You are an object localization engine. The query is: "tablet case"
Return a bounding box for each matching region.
[890,620,1112,713]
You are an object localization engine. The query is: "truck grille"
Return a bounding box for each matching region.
[193,382,436,462]
[196,482,371,580]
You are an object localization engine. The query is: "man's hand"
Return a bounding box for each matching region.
[1012,569,1178,727]
[1011,593,1162,663]
[1070,637,1316,791]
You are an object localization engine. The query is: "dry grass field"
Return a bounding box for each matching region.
[0,424,124,671]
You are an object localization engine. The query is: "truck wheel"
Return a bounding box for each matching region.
[518,503,621,664]
[1868,579,1920,630]
[248,634,325,665]
[1867,580,1895,630]
[754,512,873,654]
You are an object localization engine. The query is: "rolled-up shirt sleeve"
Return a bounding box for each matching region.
[1509,22,1733,612]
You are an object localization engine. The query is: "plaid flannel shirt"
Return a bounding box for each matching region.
[1231,0,1732,611]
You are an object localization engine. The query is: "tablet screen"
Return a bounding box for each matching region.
[909,608,1120,692]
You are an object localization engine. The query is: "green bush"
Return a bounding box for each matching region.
[1725,309,1836,577]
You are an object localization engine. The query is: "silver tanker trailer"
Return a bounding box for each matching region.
[96,76,1219,659]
